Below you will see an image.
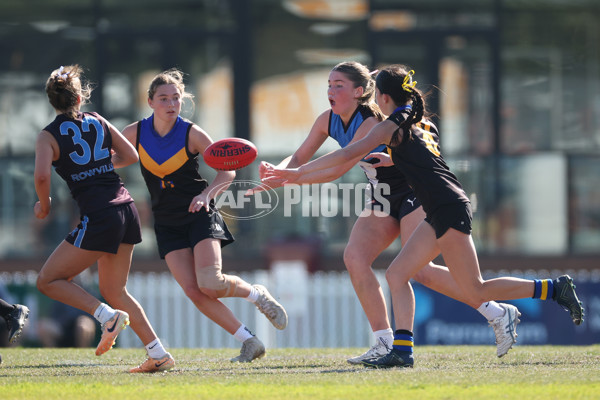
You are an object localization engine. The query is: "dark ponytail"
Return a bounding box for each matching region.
[375,65,428,146]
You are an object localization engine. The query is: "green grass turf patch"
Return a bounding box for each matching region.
[1,346,599,399]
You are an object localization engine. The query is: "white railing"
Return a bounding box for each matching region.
[118,264,389,349]
[3,268,598,349]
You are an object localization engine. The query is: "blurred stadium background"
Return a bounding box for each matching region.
[0,0,598,347]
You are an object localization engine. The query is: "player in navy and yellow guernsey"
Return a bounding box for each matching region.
[122,68,288,363]
[34,65,175,373]
[252,62,529,362]
[265,65,585,368]
[136,114,232,229]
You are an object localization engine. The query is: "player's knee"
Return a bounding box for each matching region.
[343,246,368,275]
[459,281,487,305]
[469,290,488,307]
[343,246,357,268]
[36,273,48,294]
[196,265,238,298]
[196,264,228,291]
[36,271,55,295]
[385,266,411,287]
[180,282,204,301]
[412,268,433,287]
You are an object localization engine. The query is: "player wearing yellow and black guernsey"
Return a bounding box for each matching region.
[123,68,288,364]
[264,64,585,368]
[386,109,470,224]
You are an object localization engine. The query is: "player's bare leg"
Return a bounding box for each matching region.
[344,209,399,364]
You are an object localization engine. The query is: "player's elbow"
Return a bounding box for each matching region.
[114,151,139,168]
[123,148,139,164]
[34,172,51,187]
[128,151,140,164]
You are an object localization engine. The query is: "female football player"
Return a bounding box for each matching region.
[34,65,174,373]
[122,68,287,363]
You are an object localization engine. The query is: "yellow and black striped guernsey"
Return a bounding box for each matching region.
[136,115,208,225]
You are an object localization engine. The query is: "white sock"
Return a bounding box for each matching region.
[145,338,168,359]
[477,301,505,321]
[245,286,259,303]
[373,328,394,350]
[93,303,116,325]
[233,324,254,343]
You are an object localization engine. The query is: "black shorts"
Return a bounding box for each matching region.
[425,202,473,238]
[367,183,421,221]
[154,207,234,259]
[65,202,142,254]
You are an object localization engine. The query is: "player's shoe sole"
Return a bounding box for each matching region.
[254,285,288,330]
[553,275,584,325]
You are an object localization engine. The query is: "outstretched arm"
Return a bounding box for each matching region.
[287,116,381,184]
[285,157,358,184]
[248,111,331,195]
[264,120,395,183]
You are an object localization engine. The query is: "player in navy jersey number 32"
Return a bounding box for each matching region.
[34,65,174,373]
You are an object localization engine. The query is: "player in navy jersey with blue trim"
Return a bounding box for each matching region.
[252,61,528,361]
[265,64,584,368]
[122,68,288,363]
[34,65,174,373]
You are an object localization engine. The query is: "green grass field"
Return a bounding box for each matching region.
[1,346,599,399]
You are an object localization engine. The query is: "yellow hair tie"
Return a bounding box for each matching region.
[402,70,417,92]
